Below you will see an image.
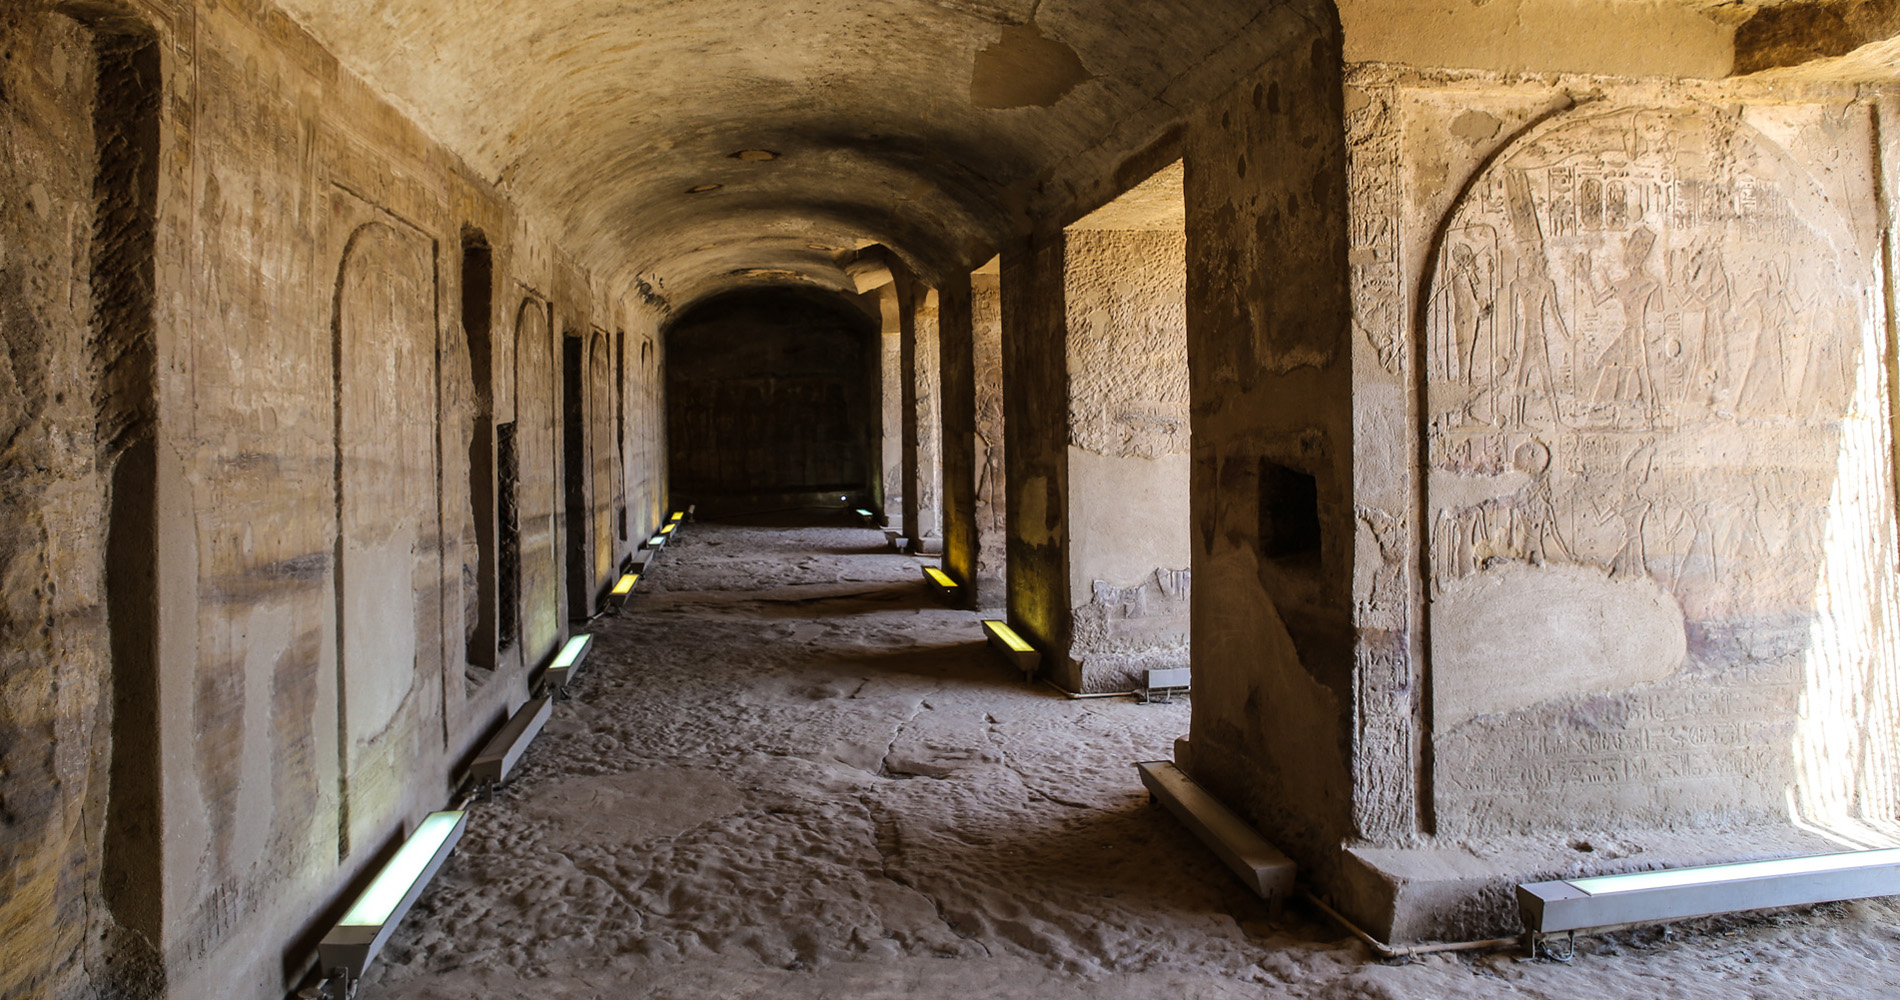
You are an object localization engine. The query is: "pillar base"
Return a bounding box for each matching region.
[1332,823,1858,945]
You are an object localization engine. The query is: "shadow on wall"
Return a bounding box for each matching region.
[665,286,879,517]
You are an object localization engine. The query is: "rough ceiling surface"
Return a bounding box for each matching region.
[271,0,1326,308]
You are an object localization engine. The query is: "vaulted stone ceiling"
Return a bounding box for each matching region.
[271,0,1897,309]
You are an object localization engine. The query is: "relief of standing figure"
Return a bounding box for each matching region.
[1584,226,1664,424]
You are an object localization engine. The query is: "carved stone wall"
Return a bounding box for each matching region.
[1422,101,1890,836]
[972,269,1008,591]
[1064,229,1192,690]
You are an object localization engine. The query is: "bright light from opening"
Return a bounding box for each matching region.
[611,574,638,595]
[1569,848,1900,896]
[925,567,957,588]
[1789,284,1900,849]
[552,634,591,670]
[337,811,466,927]
[982,620,1034,653]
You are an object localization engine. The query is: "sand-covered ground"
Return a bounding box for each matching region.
[362,518,1900,999]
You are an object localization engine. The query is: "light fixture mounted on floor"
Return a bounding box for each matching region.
[1518,847,1900,960]
[607,571,639,611]
[924,566,960,601]
[544,633,593,698]
[315,810,469,994]
[981,619,1039,676]
[470,696,552,797]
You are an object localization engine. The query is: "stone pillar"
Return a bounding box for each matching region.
[1001,235,1074,681]
[873,286,902,522]
[902,279,943,553]
[1181,35,1357,883]
[937,274,979,599]
[972,259,1008,604]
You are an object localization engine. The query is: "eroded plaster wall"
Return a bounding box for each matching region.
[1063,229,1191,690]
[0,3,666,997]
[0,13,118,997]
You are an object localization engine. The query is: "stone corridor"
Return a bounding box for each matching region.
[362,519,1900,1000]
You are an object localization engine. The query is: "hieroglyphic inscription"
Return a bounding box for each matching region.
[1424,108,1864,624]
[1424,106,1874,833]
[1438,677,1799,834]
[1348,85,1404,374]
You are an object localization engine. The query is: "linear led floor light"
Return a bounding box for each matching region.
[854,507,880,527]
[669,510,685,523]
[924,566,960,601]
[470,695,552,798]
[980,620,1040,677]
[606,571,639,612]
[1141,667,1190,703]
[1137,760,1297,907]
[543,633,593,698]
[314,810,469,995]
[1518,847,1900,960]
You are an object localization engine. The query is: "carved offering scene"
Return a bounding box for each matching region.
[1422,105,1900,841]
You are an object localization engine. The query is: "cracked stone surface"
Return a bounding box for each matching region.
[362,520,1900,999]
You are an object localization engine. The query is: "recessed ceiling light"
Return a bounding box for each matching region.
[686,183,723,194]
[729,149,779,161]
[806,243,838,251]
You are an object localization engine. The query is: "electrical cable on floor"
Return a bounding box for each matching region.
[1304,890,1524,959]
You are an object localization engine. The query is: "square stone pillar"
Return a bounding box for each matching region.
[1179,33,1360,883]
[899,276,942,552]
[937,275,981,601]
[873,285,902,521]
[971,260,1008,604]
[999,199,1193,692]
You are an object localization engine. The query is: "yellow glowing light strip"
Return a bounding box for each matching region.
[669,511,684,521]
[660,523,676,534]
[611,573,638,595]
[1569,848,1900,896]
[925,567,958,588]
[337,811,466,927]
[981,620,1035,653]
[551,634,591,670]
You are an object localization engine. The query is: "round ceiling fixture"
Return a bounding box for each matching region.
[729,149,779,161]
[685,183,723,194]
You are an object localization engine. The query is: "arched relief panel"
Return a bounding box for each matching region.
[1420,105,1892,836]
[332,218,442,855]
[589,330,615,591]
[513,296,560,664]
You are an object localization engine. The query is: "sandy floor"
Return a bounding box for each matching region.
[364,519,1900,1000]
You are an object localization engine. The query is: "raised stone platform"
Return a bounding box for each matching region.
[1334,824,1868,944]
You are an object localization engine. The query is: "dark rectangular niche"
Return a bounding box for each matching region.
[496,420,520,650]
[1258,460,1320,560]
